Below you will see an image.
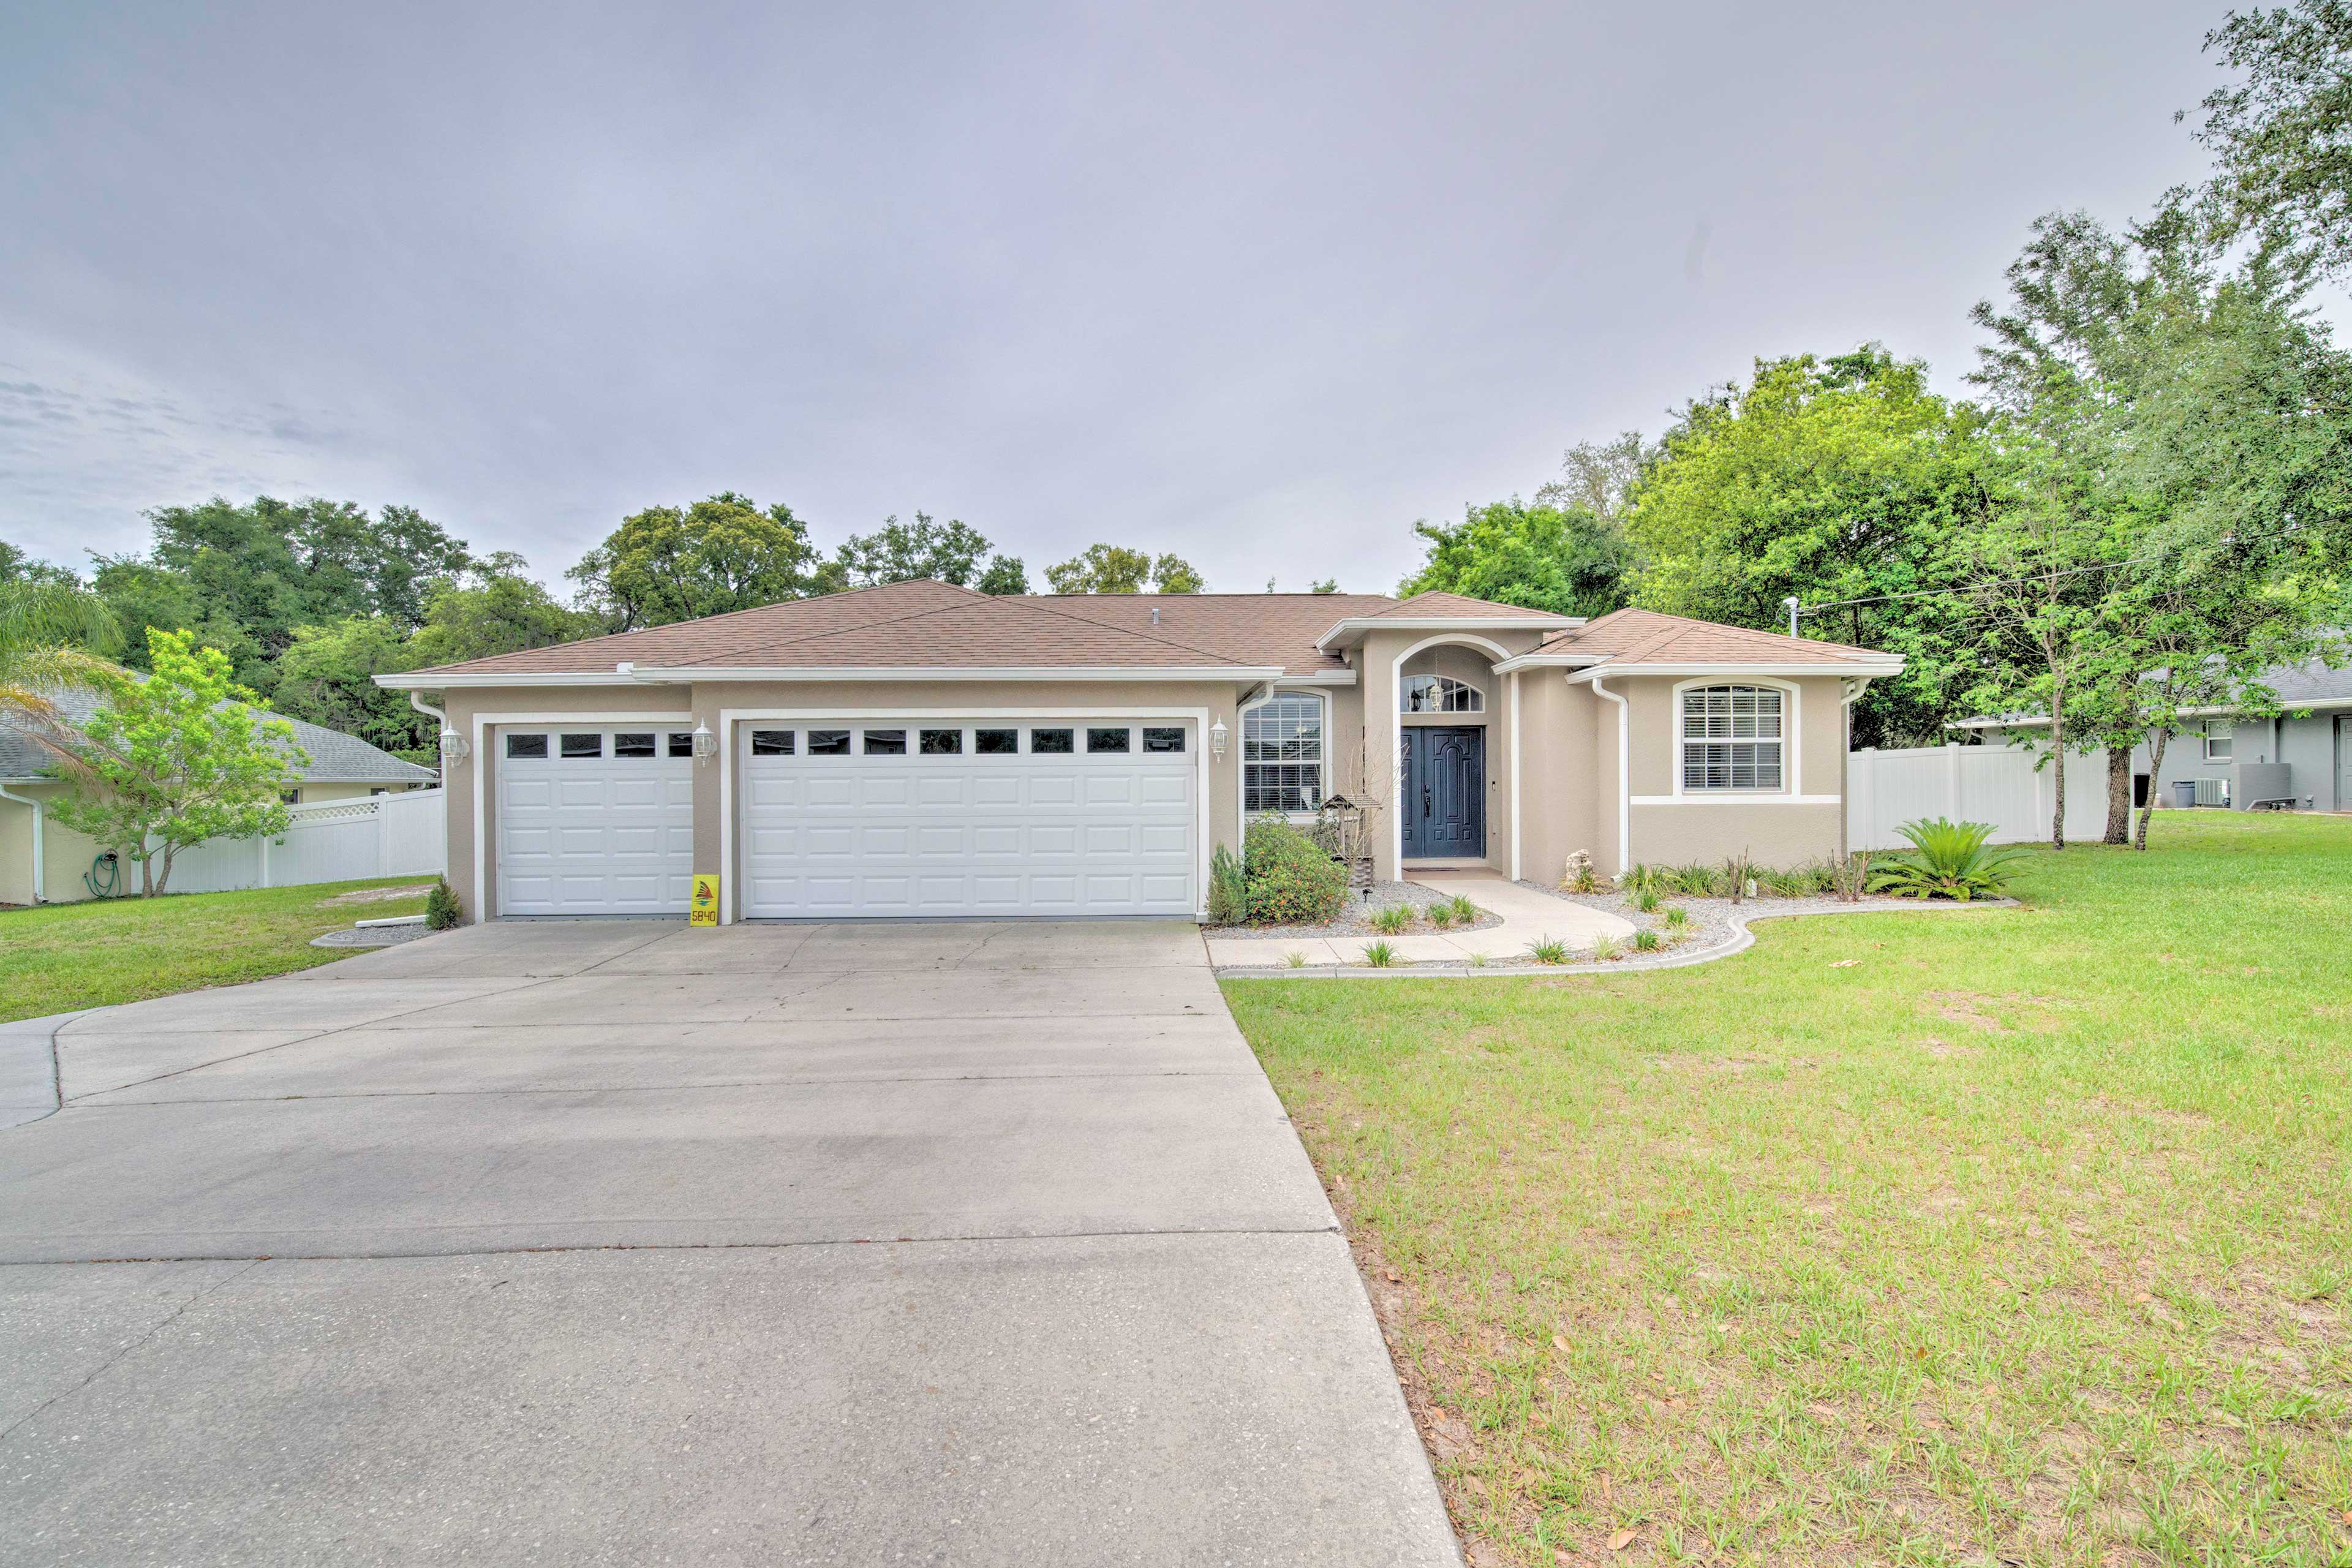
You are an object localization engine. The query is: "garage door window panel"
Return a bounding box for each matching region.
[560,733,604,759]
[751,729,794,756]
[864,729,907,755]
[809,729,851,756]
[1087,727,1131,753]
[1031,728,1074,754]
[976,728,1018,754]
[614,733,656,758]
[507,733,548,760]
[920,728,963,755]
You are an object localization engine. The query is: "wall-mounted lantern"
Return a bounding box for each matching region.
[1209,718,1228,759]
[690,721,718,763]
[439,725,470,763]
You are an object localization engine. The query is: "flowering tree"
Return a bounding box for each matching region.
[47,629,308,896]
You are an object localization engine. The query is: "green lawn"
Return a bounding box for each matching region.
[0,876,435,1023]
[1224,812,2352,1567]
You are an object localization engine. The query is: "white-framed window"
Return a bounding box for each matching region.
[2203,722,2233,763]
[1243,693,1325,813]
[1401,674,1483,714]
[1680,684,1784,791]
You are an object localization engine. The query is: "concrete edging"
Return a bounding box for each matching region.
[1211,897,2016,981]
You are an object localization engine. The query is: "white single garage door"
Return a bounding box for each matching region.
[497,726,696,915]
[738,720,1198,918]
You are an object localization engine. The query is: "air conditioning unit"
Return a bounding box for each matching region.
[2192,776,2230,807]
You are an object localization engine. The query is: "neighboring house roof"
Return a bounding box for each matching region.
[375,579,1901,689]
[1,687,439,785]
[1952,651,2352,729]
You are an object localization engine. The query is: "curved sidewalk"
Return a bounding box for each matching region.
[1206,872,1633,969]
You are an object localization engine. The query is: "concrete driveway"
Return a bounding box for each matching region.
[0,920,1457,1566]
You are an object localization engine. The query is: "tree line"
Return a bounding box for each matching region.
[1,498,1204,765]
[1400,1,2352,847]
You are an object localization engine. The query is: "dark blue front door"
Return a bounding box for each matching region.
[1401,726,1485,859]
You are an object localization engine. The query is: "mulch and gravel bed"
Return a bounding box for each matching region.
[1204,879,1505,940]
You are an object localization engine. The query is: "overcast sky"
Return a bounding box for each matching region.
[1,1,2252,596]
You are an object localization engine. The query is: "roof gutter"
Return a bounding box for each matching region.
[1490,652,1608,674]
[0,782,45,903]
[1576,660,1907,677]
[377,664,1291,689]
[1314,614,1582,652]
[407,691,451,788]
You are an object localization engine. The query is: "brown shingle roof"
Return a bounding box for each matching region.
[393,582,1895,683]
[1541,608,1893,665]
[1370,590,1567,620]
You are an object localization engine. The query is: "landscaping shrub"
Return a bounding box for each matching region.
[1828,850,1873,903]
[1207,844,1248,924]
[1445,894,1479,924]
[1359,939,1400,967]
[1868,818,2023,901]
[424,876,463,930]
[1665,862,1723,897]
[1370,903,1414,935]
[1525,935,1569,964]
[1632,928,1662,952]
[1243,816,1348,925]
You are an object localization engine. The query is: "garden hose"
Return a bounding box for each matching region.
[83,850,122,900]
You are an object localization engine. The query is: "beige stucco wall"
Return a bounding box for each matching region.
[428,662,1859,921]
[1355,627,1550,880]
[1611,673,1848,872]
[1514,671,1604,884]
[0,780,126,906]
[440,677,1251,924]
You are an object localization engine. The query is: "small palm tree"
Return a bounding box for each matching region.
[0,578,122,766]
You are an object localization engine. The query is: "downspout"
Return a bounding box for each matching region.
[1584,673,1630,877]
[408,691,450,788]
[1839,679,1865,858]
[0,783,45,903]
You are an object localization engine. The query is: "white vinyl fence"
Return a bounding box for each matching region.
[1847,744,2108,853]
[156,789,446,895]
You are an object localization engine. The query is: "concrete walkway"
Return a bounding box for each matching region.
[1206,871,1634,968]
[0,920,1458,1566]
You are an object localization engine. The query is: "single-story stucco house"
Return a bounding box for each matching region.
[0,690,438,907]
[1954,654,2352,813]
[375,581,1902,924]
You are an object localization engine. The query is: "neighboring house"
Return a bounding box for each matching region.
[1953,655,2352,813]
[0,688,439,907]
[375,580,1901,924]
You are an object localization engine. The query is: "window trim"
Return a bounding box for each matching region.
[1241,690,1330,817]
[1400,673,1485,714]
[1670,677,1799,797]
[2202,722,2233,763]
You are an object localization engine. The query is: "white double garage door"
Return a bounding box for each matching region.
[496,718,1200,919]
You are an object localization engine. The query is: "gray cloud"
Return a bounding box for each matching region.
[0,0,2242,590]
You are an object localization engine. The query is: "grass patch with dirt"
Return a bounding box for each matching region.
[1223,812,2352,1566]
[0,876,435,1023]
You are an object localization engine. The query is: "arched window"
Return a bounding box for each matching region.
[1243,693,1325,813]
[1680,685,1784,790]
[1400,674,1483,714]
